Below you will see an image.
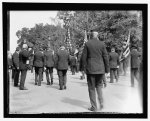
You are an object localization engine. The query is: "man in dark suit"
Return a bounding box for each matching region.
[130,46,141,87]
[70,54,77,75]
[109,47,120,83]
[56,46,70,90]
[82,31,109,112]
[33,47,44,86]
[12,47,20,87]
[8,51,13,82]
[19,44,32,90]
[44,47,55,85]
[28,47,34,73]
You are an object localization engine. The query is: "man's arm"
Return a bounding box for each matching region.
[102,44,109,73]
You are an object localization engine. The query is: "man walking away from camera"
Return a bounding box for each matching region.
[82,31,109,112]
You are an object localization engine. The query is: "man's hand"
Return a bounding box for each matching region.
[117,66,119,68]
[17,67,19,70]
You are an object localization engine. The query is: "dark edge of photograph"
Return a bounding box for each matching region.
[3,2,148,118]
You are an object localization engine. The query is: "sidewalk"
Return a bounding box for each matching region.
[9,69,142,114]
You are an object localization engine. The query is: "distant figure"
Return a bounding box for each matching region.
[109,47,120,83]
[82,31,109,112]
[56,46,70,90]
[130,46,141,87]
[28,47,34,73]
[19,44,32,90]
[78,47,85,80]
[12,47,20,87]
[7,51,13,82]
[33,47,44,86]
[44,47,55,85]
[70,54,77,75]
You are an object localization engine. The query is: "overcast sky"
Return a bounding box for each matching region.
[10,11,58,53]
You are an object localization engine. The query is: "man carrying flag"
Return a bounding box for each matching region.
[119,31,131,76]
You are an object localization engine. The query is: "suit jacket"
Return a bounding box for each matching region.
[33,51,44,67]
[12,51,19,69]
[19,49,31,70]
[131,49,141,68]
[82,38,109,74]
[56,49,69,70]
[109,52,120,68]
[70,55,77,66]
[44,50,55,67]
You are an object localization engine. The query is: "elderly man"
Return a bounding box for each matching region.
[19,44,32,90]
[109,47,120,83]
[12,47,20,87]
[33,47,44,86]
[82,31,109,112]
[130,46,141,87]
[44,47,55,85]
[55,46,70,90]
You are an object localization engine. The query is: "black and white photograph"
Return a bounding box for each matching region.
[3,2,148,118]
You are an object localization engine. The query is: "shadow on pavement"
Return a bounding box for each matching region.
[70,81,87,86]
[61,97,89,109]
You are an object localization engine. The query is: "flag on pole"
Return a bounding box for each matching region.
[120,31,131,62]
[83,30,88,46]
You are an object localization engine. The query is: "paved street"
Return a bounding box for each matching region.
[9,68,142,114]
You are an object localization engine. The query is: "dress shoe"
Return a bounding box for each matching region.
[88,107,97,112]
[38,84,41,86]
[51,81,53,85]
[59,87,63,90]
[47,82,50,85]
[35,83,37,85]
[64,86,67,89]
[20,87,28,90]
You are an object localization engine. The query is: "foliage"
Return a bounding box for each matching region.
[16,23,66,52]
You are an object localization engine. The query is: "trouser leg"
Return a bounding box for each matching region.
[46,67,50,84]
[35,67,38,84]
[58,70,63,89]
[20,70,27,89]
[87,74,97,110]
[110,69,114,83]
[49,67,53,84]
[12,68,15,80]
[131,68,134,87]
[95,74,103,108]
[114,68,118,82]
[63,70,67,88]
[38,67,43,86]
[14,69,20,86]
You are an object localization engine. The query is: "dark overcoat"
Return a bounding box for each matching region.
[12,51,19,69]
[19,49,31,70]
[82,38,109,74]
[44,50,55,67]
[55,49,70,70]
[109,52,120,68]
[131,49,141,68]
[33,51,44,68]
[70,55,77,66]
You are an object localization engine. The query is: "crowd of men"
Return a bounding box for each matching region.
[7,31,142,112]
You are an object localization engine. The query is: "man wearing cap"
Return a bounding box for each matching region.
[33,47,44,86]
[19,44,32,90]
[44,47,55,85]
[109,47,120,83]
[55,46,70,90]
[12,47,20,87]
[82,31,109,112]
